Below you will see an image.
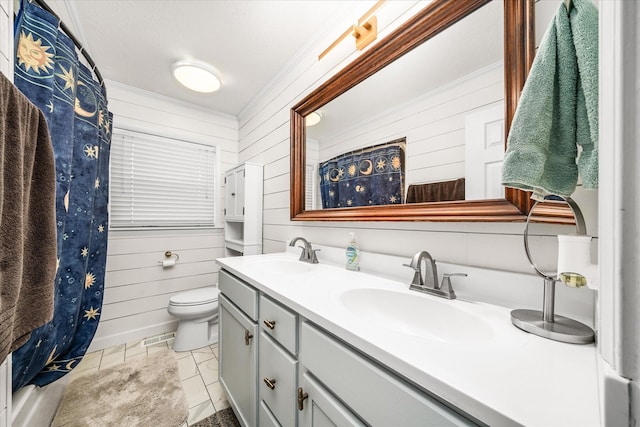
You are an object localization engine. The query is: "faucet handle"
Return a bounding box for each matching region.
[440,273,467,298]
[310,249,321,264]
[402,263,419,272]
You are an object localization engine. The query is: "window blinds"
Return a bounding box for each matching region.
[306,163,315,210]
[110,129,216,228]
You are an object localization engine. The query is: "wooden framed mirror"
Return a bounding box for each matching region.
[290,0,575,222]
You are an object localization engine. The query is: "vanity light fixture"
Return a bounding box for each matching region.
[305,111,322,127]
[172,59,221,93]
[318,0,386,61]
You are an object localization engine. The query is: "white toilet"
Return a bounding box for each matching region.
[167,287,220,352]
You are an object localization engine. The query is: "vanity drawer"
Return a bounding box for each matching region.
[260,294,297,355]
[219,269,258,321]
[259,331,297,427]
[300,322,477,427]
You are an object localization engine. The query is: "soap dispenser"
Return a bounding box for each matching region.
[345,232,360,271]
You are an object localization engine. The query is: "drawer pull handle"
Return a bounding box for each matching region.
[244,330,253,346]
[297,387,309,411]
[263,377,276,390]
[263,319,276,329]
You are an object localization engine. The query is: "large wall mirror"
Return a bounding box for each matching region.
[291,0,572,222]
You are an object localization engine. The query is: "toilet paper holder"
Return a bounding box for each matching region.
[510,196,595,344]
[159,251,180,268]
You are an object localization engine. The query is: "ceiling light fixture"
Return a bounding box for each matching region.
[172,59,221,93]
[306,111,323,127]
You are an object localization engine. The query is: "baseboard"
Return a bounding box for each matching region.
[88,319,179,352]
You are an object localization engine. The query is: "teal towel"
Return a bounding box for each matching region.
[502,0,599,200]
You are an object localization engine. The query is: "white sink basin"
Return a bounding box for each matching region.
[338,288,494,343]
[249,258,312,275]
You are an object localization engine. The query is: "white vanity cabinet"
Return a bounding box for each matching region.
[258,295,298,426]
[218,268,479,427]
[219,270,259,427]
[224,163,263,256]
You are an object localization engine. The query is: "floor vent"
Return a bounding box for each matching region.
[141,332,176,347]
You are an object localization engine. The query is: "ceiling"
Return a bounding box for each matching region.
[45,0,368,116]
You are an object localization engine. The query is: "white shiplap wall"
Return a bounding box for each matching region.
[90,81,238,351]
[238,1,598,282]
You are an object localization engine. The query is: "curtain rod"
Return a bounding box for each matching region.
[28,0,104,88]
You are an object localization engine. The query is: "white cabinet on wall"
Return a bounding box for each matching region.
[224,163,263,256]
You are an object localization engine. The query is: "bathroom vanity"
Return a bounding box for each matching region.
[216,248,600,426]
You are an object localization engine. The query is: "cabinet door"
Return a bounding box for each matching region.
[298,372,365,427]
[225,170,238,218]
[259,332,297,427]
[234,168,246,219]
[219,295,257,427]
[225,168,245,221]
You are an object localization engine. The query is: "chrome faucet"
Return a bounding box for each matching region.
[288,237,320,264]
[403,251,467,299]
[403,251,439,288]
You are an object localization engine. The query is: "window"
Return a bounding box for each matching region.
[110,129,217,228]
[306,163,316,210]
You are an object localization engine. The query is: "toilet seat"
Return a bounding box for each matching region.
[169,287,219,306]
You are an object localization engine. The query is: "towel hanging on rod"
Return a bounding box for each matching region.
[26,0,104,88]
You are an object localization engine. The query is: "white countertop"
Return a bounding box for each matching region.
[216,250,600,427]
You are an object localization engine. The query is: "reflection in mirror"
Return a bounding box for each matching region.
[316,138,406,209]
[306,1,503,211]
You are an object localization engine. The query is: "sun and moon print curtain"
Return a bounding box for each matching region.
[318,138,405,209]
[11,0,112,390]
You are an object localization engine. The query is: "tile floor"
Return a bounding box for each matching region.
[69,335,229,426]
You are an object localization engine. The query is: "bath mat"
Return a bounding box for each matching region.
[190,408,241,427]
[51,349,188,427]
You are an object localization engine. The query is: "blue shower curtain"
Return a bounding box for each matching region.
[11,0,112,390]
[319,139,405,208]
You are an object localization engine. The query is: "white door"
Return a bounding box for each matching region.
[464,103,505,200]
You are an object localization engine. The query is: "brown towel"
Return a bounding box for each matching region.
[0,72,57,364]
[406,178,465,203]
